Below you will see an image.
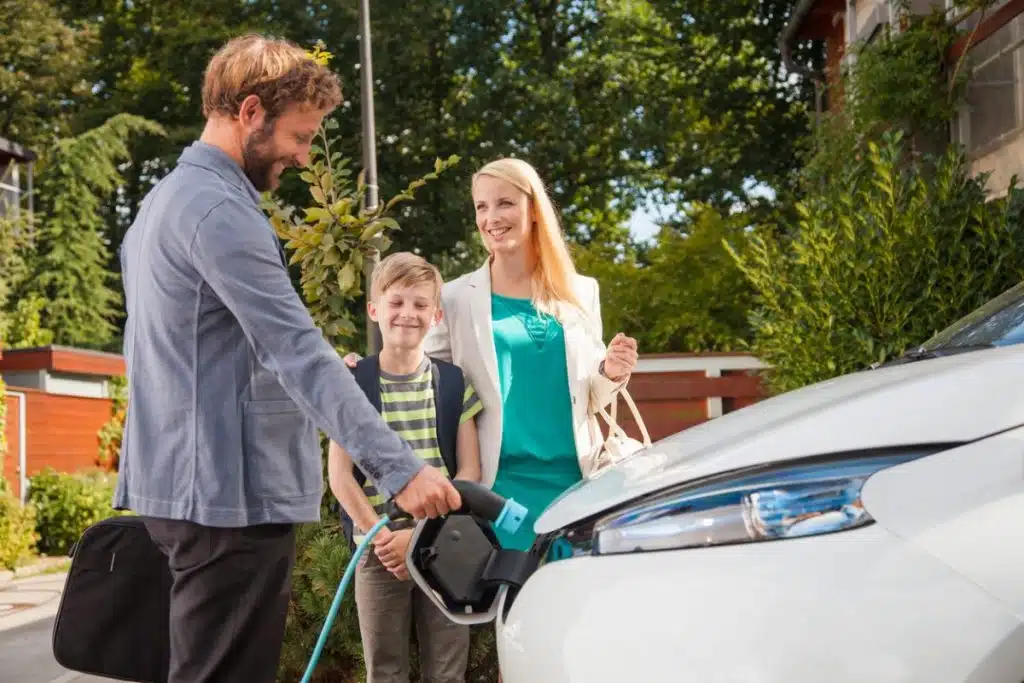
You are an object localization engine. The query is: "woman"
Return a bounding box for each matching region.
[421,157,638,551]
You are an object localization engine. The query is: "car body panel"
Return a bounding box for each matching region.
[496,524,1024,683]
[536,344,1024,534]
[862,427,1024,619]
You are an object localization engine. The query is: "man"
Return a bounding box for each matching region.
[113,34,461,683]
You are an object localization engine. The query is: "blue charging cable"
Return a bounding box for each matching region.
[299,515,391,683]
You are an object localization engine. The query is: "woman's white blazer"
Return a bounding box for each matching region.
[423,262,624,487]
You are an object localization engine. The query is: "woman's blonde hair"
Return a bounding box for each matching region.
[473,158,582,317]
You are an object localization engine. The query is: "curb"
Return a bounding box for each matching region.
[0,558,71,589]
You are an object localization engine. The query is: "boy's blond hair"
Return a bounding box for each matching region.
[202,34,343,121]
[370,252,443,306]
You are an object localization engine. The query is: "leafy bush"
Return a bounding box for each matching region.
[265,43,471,680]
[0,490,37,570]
[4,294,55,348]
[843,6,965,142]
[276,518,500,683]
[97,374,127,470]
[730,130,1024,394]
[27,468,124,555]
[262,46,459,351]
[277,521,365,682]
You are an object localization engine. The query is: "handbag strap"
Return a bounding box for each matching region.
[596,387,652,447]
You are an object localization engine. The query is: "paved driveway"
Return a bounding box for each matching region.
[0,615,120,682]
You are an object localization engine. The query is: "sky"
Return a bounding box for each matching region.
[628,201,672,243]
[626,181,776,242]
[629,209,658,242]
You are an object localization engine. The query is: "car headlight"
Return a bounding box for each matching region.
[541,449,938,560]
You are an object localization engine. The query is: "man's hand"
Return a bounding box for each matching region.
[375,528,413,581]
[393,465,462,519]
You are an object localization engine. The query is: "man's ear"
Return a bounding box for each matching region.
[238,94,265,130]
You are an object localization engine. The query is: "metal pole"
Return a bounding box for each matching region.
[359,0,383,355]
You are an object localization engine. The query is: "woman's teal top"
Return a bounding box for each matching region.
[489,293,582,551]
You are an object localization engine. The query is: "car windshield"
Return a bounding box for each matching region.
[917,280,1024,352]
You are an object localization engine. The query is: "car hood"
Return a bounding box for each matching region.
[535,344,1024,534]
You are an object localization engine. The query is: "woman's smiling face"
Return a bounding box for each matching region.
[473,174,533,256]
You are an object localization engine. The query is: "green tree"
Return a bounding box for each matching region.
[0,171,28,475]
[256,0,658,254]
[576,204,754,352]
[732,0,1020,395]
[63,0,820,290]
[637,0,820,212]
[11,114,164,349]
[52,0,823,351]
[4,295,54,348]
[63,0,280,257]
[0,0,95,149]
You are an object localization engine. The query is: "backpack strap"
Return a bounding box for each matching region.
[349,355,382,489]
[339,354,382,551]
[430,358,465,480]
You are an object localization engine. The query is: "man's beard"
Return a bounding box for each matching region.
[241,122,281,192]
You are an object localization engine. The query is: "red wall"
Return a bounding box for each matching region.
[3,393,20,499]
[2,388,114,495]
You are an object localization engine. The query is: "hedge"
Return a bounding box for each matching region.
[27,467,125,556]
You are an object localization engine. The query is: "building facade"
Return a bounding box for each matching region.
[783,0,1024,196]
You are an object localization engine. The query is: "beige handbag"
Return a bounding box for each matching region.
[587,387,652,475]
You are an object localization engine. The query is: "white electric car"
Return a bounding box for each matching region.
[493,282,1024,683]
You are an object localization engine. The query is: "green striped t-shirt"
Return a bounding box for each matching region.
[358,357,483,531]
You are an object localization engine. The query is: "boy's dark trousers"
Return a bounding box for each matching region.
[141,516,298,683]
[355,548,470,683]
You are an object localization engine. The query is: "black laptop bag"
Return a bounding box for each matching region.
[51,515,171,683]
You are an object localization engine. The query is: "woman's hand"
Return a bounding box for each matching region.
[602,333,638,381]
[343,352,361,368]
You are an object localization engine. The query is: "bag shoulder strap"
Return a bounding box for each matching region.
[597,387,652,447]
[430,357,464,479]
[348,355,382,489]
[352,354,382,411]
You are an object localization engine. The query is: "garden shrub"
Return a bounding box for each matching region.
[266,45,470,679]
[276,436,500,681]
[27,467,124,555]
[276,518,501,682]
[277,521,365,682]
[730,130,1024,394]
[0,489,37,570]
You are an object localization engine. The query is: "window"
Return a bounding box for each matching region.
[956,15,1024,158]
[954,0,1012,33]
[0,186,18,219]
[0,160,20,219]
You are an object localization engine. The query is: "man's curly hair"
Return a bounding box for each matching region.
[201,34,342,121]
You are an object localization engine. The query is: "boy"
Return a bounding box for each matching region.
[328,252,483,683]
